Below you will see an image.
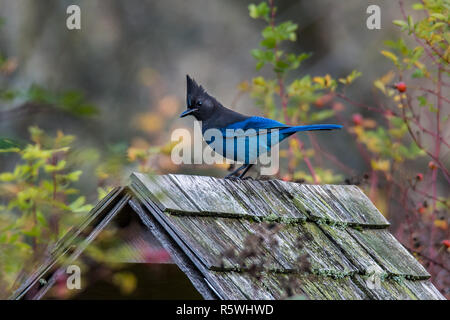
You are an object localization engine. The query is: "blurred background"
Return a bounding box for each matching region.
[0,0,401,188]
[0,0,448,298]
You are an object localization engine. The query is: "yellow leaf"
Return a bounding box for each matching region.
[381,50,398,64]
[112,272,137,295]
[371,159,391,171]
[324,74,332,87]
[313,77,325,86]
[127,147,147,162]
[374,80,386,94]
[253,76,266,86]
[238,81,250,91]
[434,220,448,230]
[289,138,300,149]
[380,70,396,84]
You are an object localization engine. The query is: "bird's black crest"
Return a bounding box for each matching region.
[186,75,208,105]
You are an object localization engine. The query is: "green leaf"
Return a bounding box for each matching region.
[36,210,47,227]
[417,96,427,106]
[256,61,265,70]
[261,26,276,41]
[409,142,425,157]
[69,196,85,211]
[431,22,446,30]
[430,13,447,21]
[429,105,438,113]
[69,196,93,213]
[407,15,414,32]
[260,38,276,49]
[44,160,66,173]
[26,84,54,104]
[29,126,44,143]
[393,20,408,28]
[384,38,409,55]
[248,2,270,21]
[22,226,40,237]
[275,21,298,41]
[58,90,99,116]
[412,68,424,78]
[0,138,21,152]
[248,4,258,18]
[0,172,16,182]
[0,89,19,101]
[65,170,82,182]
[97,187,113,201]
[310,110,335,122]
[274,60,289,73]
[412,46,424,60]
[389,116,404,128]
[251,48,265,60]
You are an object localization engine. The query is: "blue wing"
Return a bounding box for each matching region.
[222,116,342,137]
[225,116,288,133]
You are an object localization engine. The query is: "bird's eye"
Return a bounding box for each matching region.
[197,101,202,106]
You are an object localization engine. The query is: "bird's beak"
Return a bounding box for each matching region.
[180,108,198,118]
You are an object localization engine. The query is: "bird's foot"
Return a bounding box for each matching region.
[224,175,240,180]
[224,172,239,180]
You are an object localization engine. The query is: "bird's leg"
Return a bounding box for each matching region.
[225,164,247,179]
[238,164,253,179]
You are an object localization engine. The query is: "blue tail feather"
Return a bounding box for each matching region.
[280,124,342,134]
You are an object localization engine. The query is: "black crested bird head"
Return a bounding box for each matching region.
[180,75,217,121]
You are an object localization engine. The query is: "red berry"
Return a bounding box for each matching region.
[442,240,450,248]
[332,102,345,112]
[352,114,363,126]
[428,161,437,170]
[384,110,394,118]
[395,82,407,92]
[418,206,426,214]
[415,173,423,181]
[315,93,333,108]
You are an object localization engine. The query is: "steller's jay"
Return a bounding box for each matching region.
[180,75,342,179]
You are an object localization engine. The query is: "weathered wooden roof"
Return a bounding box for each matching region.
[12,173,445,300]
[129,173,444,300]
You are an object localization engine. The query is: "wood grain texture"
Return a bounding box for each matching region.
[131,173,198,212]
[348,228,430,279]
[169,174,249,216]
[119,174,443,299]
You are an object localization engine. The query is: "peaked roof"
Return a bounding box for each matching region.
[12,174,445,300]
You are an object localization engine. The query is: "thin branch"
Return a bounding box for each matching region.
[417,87,450,104]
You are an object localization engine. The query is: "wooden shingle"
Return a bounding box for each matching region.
[14,173,444,300]
[128,174,442,300]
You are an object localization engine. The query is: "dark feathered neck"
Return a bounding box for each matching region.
[201,103,249,132]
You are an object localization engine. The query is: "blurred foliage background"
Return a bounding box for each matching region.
[0,0,448,298]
